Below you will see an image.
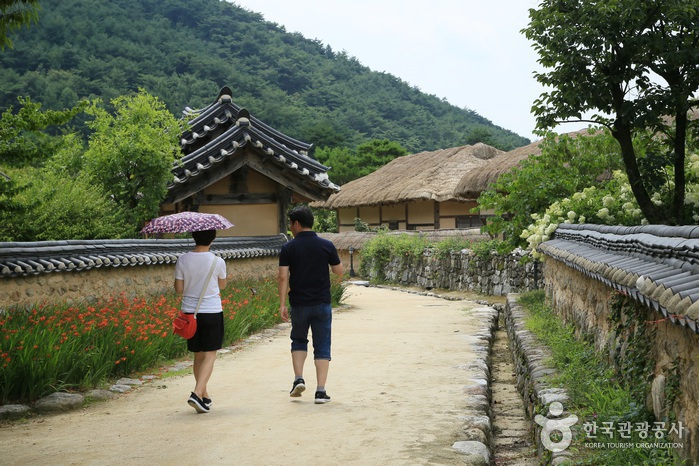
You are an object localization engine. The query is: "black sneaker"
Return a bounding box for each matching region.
[314,391,331,404]
[290,378,306,397]
[203,397,212,409]
[188,392,210,413]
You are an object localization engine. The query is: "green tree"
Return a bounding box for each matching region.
[315,146,355,185]
[0,170,30,241]
[0,96,86,167]
[0,0,40,49]
[315,139,407,186]
[13,166,129,240]
[310,206,337,233]
[0,96,88,241]
[477,130,623,247]
[82,90,186,233]
[354,139,408,178]
[524,0,699,225]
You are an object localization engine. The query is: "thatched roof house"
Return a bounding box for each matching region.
[321,143,503,209]
[313,128,608,233]
[315,143,506,231]
[454,139,545,199]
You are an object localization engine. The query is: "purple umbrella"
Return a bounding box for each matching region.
[140,212,234,234]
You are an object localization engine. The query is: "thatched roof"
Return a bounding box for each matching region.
[454,128,600,198]
[315,143,503,209]
[454,139,544,199]
[313,129,604,210]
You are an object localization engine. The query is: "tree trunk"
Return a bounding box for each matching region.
[612,121,665,224]
[672,111,687,225]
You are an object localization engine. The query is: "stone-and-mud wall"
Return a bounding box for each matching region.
[1,257,278,310]
[504,294,573,465]
[545,259,699,462]
[365,249,541,296]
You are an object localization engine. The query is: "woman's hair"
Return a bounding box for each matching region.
[288,205,314,229]
[192,229,216,246]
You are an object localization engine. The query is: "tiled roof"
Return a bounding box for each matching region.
[539,223,699,333]
[0,235,287,278]
[168,86,339,203]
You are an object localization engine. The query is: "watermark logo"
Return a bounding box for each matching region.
[534,401,578,452]
[582,419,687,450]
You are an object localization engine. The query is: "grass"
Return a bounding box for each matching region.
[518,290,684,465]
[0,274,346,404]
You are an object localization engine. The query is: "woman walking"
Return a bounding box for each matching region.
[174,229,227,413]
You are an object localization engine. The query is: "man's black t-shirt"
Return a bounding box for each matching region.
[279,231,341,307]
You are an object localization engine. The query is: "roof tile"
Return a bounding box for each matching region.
[540,224,699,333]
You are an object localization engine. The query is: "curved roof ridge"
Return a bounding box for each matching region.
[0,235,288,278]
[540,224,699,333]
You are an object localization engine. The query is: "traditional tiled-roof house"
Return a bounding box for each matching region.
[314,143,505,232]
[162,86,339,236]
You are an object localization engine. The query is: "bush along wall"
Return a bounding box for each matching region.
[544,259,699,462]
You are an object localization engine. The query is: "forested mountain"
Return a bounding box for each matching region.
[0,0,530,152]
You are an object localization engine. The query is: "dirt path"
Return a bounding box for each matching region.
[1,284,495,465]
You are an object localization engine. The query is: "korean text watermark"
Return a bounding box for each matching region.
[534,402,688,452]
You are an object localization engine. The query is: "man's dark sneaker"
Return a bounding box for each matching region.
[314,391,331,404]
[290,378,306,397]
[188,392,210,413]
[203,397,212,409]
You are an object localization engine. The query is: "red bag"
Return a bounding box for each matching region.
[173,313,197,339]
[173,257,216,339]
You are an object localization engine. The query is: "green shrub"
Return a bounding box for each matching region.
[519,291,681,465]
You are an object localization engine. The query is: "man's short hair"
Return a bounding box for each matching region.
[192,229,216,246]
[288,205,314,229]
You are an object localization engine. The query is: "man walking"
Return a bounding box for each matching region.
[278,205,343,404]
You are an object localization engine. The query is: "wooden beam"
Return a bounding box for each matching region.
[246,157,327,201]
[166,156,247,204]
[199,193,279,205]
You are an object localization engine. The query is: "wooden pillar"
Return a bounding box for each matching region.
[278,187,292,234]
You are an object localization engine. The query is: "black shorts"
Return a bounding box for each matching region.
[187,312,224,352]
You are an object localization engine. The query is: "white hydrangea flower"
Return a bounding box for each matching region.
[598,207,610,218]
[602,196,615,208]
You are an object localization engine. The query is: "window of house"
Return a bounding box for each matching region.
[456,215,481,228]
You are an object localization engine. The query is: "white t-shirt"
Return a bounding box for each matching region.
[175,252,227,313]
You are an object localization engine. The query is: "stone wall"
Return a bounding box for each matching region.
[545,259,699,462]
[504,294,573,465]
[0,257,278,310]
[364,248,541,296]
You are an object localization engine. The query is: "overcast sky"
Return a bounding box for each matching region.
[229,0,591,142]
